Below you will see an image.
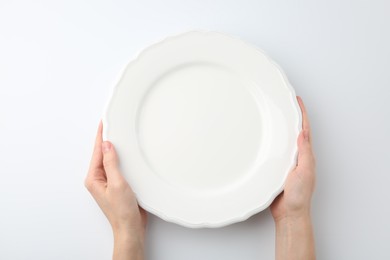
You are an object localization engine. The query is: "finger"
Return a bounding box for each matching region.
[86,122,106,181]
[295,97,315,169]
[88,121,103,172]
[297,96,311,133]
[102,141,126,185]
[297,127,315,170]
[85,122,106,193]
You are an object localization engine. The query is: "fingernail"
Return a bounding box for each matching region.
[303,130,310,141]
[102,142,112,153]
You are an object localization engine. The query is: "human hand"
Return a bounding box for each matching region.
[270,97,316,260]
[270,96,316,222]
[85,122,147,260]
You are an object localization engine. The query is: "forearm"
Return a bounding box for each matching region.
[274,213,315,260]
[113,231,144,260]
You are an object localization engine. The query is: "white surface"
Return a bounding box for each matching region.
[104,31,301,228]
[0,0,389,259]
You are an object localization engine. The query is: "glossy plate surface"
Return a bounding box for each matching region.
[103,31,301,228]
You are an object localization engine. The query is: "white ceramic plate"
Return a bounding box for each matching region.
[103,31,301,228]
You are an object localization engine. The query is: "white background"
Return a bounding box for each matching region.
[1,0,389,259]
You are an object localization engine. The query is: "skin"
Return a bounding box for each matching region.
[85,96,315,260]
[270,96,316,260]
[85,122,147,260]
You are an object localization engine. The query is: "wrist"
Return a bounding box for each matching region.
[113,228,144,246]
[273,206,311,224]
[274,212,311,227]
[274,211,315,260]
[113,230,144,260]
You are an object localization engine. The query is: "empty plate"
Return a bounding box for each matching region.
[103,31,301,228]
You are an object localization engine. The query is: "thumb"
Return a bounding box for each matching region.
[297,130,315,171]
[102,141,124,184]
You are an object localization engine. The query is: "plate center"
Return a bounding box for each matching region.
[137,63,264,191]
